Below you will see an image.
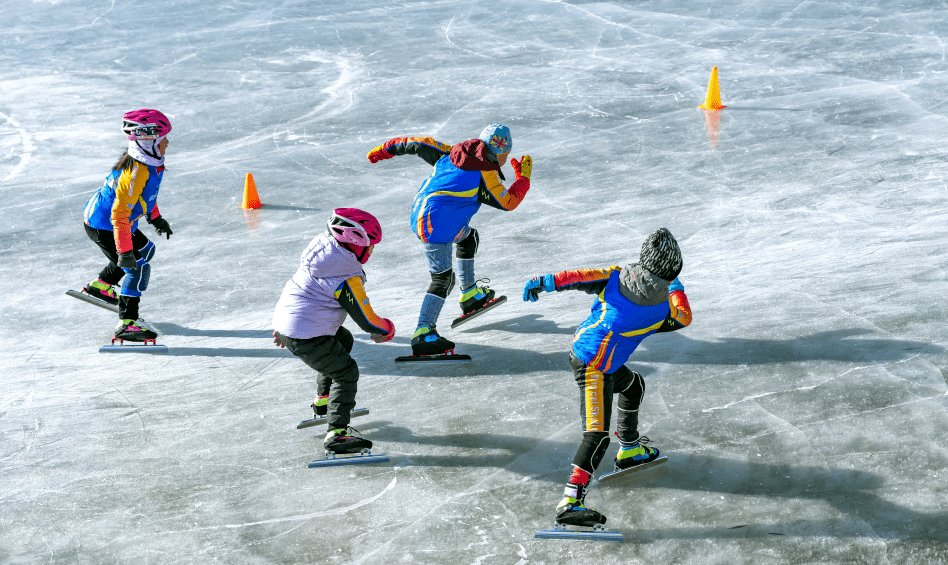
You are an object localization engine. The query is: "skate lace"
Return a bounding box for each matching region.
[471,277,491,291]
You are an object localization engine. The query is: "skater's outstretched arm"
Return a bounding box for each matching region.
[522,267,617,301]
[335,276,395,342]
[655,278,692,332]
[367,136,452,166]
[478,155,532,211]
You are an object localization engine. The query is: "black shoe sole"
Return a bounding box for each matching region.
[556,511,607,528]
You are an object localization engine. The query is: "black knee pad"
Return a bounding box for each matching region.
[571,431,611,474]
[455,228,479,259]
[427,269,456,298]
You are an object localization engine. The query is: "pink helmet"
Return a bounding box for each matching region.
[122,109,172,141]
[327,208,382,247]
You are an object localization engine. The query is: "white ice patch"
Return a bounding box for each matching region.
[0,112,35,183]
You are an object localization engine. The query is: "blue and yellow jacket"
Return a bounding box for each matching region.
[84,160,163,253]
[552,265,692,373]
[379,136,530,244]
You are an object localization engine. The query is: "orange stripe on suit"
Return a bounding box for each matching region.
[583,366,606,432]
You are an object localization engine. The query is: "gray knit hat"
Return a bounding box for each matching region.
[640,228,682,281]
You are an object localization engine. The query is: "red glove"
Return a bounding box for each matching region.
[511,155,532,180]
[371,318,395,343]
[367,145,393,163]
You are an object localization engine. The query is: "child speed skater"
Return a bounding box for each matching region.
[367,124,532,356]
[272,208,395,454]
[522,228,693,528]
[81,109,175,341]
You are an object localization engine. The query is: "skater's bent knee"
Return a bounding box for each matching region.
[456,228,479,259]
[427,269,456,298]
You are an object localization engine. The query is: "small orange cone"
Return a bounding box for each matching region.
[241,172,263,209]
[699,67,727,110]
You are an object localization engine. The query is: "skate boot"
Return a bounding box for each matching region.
[459,280,496,315]
[114,319,158,341]
[410,325,455,356]
[324,427,373,454]
[84,279,118,305]
[555,482,606,527]
[615,436,660,471]
[311,395,328,417]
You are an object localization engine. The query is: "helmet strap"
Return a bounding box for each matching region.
[340,241,369,263]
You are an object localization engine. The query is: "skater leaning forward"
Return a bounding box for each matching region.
[367,124,532,356]
[82,109,175,341]
[522,228,693,528]
[272,209,395,454]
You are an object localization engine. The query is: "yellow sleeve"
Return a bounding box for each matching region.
[478,170,526,211]
[334,276,389,335]
[110,163,150,252]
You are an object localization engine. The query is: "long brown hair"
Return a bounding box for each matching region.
[112,150,136,172]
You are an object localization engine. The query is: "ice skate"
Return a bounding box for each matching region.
[308,427,388,468]
[598,437,668,483]
[397,325,470,362]
[101,319,166,353]
[114,318,158,341]
[409,325,455,356]
[459,281,496,315]
[323,427,373,454]
[297,406,370,429]
[452,280,506,329]
[65,288,120,313]
[83,279,118,305]
[313,396,328,417]
[535,487,621,542]
[555,495,607,528]
[615,437,660,470]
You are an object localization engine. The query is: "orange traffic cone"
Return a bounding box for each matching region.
[241,172,263,209]
[699,67,727,110]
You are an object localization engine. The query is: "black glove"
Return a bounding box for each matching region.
[117,251,138,269]
[150,215,173,239]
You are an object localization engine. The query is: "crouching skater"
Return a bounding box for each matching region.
[272,209,395,455]
[523,228,692,529]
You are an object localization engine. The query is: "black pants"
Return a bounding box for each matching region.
[569,351,646,474]
[281,327,359,430]
[84,223,149,320]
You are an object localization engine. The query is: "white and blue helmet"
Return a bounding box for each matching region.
[479,124,512,155]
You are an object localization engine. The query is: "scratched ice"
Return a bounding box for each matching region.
[2,1,947,563]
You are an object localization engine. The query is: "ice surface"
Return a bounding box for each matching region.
[2,0,947,563]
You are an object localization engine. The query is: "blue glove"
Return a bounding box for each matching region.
[523,274,556,302]
[668,278,684,293]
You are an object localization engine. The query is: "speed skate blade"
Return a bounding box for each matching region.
[395,353,472,363]
[66,289,119,313]
[598,455,668,483]
[297,407,370,429]
[451,295,507,329]
[535,524,623,542]
[99,343,168,354]
[308,451,389,468]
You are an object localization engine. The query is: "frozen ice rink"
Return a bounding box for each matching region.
[2,0,948,563]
